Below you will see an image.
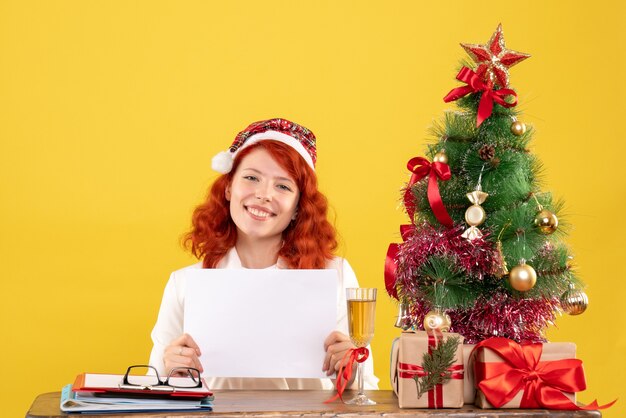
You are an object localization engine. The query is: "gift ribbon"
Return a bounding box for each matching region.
[443,66,518,127]
[384,225,415,299]
[472,337,616,410]
[325,347,369,403]
[399,362,464,408]
[398,332,463,408]
[404,157,453,228]
[399,363,464,379]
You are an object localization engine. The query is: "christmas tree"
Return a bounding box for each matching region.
[385,24,588,344]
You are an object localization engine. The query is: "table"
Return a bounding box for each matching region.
[26,390,601,418]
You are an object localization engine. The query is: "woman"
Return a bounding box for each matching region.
[149,118,378,390]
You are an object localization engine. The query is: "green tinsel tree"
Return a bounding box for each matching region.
[387,24,588,343]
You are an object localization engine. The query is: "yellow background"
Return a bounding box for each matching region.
[1,1,624,416]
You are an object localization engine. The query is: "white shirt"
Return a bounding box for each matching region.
[149,247,379,390]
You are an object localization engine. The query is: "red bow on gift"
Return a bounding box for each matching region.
[404,156,453,228]
[443,67,518,127]
[472,337,616,410]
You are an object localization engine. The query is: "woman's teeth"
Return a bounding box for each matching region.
[248,207,271,218]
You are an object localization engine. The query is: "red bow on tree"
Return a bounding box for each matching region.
[472,337,616,410]
[443,67,518,127]
[403,156,453,228]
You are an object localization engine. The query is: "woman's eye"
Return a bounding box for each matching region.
[243,175,258,181]
[277,184,292,192]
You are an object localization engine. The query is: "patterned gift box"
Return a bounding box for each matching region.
[391,331,464,408]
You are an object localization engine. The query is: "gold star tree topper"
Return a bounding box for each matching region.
[461,24,530,88]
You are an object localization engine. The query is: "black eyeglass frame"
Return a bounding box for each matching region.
[121,364,202,391]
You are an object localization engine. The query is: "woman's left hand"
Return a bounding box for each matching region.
[322,331,357,379]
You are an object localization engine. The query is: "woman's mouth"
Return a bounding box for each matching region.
[245,206,275,219]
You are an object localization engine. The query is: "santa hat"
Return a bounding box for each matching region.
[211,118,317,174]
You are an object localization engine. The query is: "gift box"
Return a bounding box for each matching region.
[472,338,579,409]
[391,331,464,408]
[462,344,476,405]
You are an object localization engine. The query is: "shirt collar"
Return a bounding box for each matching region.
[218,246,285,269]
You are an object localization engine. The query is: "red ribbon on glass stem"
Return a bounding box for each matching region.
[472,337,616,410]
[325,347,369,403]
[403,156,453,228]
[443,66,518,127]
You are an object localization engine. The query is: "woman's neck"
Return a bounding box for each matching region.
[235,236,282,269]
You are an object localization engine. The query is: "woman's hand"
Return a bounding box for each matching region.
[164,333,203,376]
[322,331,357,381]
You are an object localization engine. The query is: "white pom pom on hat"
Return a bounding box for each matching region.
[212,118,317,174]
[211,150,234,174]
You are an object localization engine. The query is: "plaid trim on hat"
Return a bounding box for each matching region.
[230,118,317,166]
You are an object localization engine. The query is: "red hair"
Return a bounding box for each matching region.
[184,140,337,269]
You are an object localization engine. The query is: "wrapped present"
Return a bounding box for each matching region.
[472,337,615,411]
[391,331,464,408]
[462,344,476,405]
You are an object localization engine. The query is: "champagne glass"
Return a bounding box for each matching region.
[345,287,376,405]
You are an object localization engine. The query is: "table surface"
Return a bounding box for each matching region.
[26,390,602,418]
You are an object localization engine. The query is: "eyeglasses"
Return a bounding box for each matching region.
[120,365,202,392]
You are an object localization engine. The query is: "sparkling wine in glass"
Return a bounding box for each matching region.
[345,287,376,405]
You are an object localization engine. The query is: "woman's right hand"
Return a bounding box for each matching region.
[164,333,203,376]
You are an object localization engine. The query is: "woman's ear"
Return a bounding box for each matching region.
[225,183,231,201]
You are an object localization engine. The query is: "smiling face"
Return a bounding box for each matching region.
[225,147,300,246]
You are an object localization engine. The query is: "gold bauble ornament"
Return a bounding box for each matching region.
[423,308,451,332]
[509,261,537,291]
[534,209,558,234]
[510,120,526,136]
[560,285,588,315]
[433,150,448,164]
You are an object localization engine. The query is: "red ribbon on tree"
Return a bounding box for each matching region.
[384,224,415,299]
[385,243,400,299]
[325,347,369,403]
[472,337,616,410]
[387,156,452,299]
[403,156,453,228]
[443,66,518,127]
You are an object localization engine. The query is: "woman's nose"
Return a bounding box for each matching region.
[255,185,272,201]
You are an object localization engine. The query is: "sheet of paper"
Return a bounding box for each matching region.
[183,269,337,379]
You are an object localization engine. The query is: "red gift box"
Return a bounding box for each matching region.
[472,337,615,411]
[473,339,576,408]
